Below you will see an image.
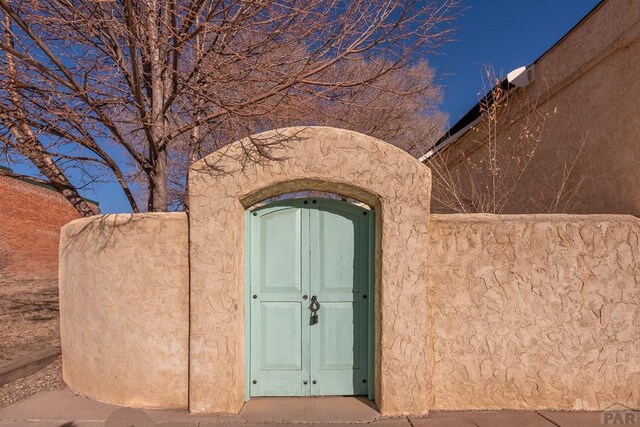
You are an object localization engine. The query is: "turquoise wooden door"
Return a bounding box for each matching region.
[247,198,373,397]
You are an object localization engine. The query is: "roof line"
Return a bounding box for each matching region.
[422,0,607,162]
[0,165,100,206]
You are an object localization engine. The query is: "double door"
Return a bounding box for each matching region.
[247,198,373,397]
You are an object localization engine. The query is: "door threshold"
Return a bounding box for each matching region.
[241,396,380,423]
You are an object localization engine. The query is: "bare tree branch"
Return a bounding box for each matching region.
[0,0,457,212]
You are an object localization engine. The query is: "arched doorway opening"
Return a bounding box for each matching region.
[245,194,374,399]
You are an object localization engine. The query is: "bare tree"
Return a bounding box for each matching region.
[0,0,456,214]
[425,66,585,214]
[164,58,448,208]
[0,14,99,216]
[303,60,447,158]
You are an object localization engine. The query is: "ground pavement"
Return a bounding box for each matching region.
[0,389,625,426]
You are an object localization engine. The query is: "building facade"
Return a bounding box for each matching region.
[0,167,97,283]
[425,0,640,215]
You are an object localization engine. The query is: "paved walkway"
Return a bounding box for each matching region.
[0,389,618,426]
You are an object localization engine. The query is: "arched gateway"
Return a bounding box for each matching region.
[59,126,432,416]
[188,127,431,414]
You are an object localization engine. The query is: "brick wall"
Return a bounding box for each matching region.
[0,173,96,283]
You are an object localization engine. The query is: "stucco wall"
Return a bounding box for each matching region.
[428,0,640,215]
[57,208,640,413]
[188,126,432,415]
[428,214,640,410]
[59,213,189,409]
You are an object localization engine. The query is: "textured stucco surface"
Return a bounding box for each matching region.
[57,127,639,414]
[428,214,640,410]
[188,126,432,415]
[59,213,189,408]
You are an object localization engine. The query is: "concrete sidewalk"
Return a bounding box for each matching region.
[0,389,616,426]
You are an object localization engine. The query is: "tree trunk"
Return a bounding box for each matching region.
[1,13,95,217]
[0,116,97,217]
[144,0,169,212]
[149,148,168,211]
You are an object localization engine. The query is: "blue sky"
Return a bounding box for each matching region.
[4,0,601,214]
[431,0,601,125]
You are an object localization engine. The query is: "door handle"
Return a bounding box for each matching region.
[309,295,320,312]
[309,296,320,325]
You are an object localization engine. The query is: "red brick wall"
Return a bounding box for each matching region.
[0,174,94,282]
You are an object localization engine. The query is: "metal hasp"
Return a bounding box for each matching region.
[309,295,320,325]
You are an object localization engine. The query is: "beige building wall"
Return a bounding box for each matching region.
[428,214,640,410]
[59,213,190,409]
[428,0,640,215]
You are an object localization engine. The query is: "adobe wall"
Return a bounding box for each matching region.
[0,174,88,283]
[57,210,639,412]
[188,126,432,415]
[428,0,640,215]
[58,213,189,409]
[56,125,639,413]
[428,214,640,410]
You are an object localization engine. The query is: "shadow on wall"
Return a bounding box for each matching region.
[60,214,142,256]
[190,126,314,178]
[58,212,190,410]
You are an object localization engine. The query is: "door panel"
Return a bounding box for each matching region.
[248,198,372,398]
[311,299,368,396]
[316,209,359,294]
[310,201,370,396]
[259,302,302,370]
[258,207,303,295]
[317,302,358,370]
[250,201,309,397]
